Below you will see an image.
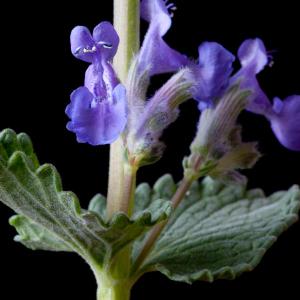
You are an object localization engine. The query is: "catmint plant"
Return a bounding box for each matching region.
[0,1,299,299]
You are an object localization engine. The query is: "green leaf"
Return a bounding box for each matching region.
[99,199,172,260]
[88,194,107,221]
[9,215,72,252]
[133,175,300,283]
[133,174,176,214]
[132,174,176,258]
[0,129,171,267]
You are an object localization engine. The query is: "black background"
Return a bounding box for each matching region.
[0,1,299,299]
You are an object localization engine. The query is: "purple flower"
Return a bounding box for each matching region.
[139,0,189,75]
[192,38,299,151]
[190,42,235,110]
[66,22,127,145]
[211,38,300,151]
[230,38,300,151]
[191,39,269,112]
[268,96,300,151]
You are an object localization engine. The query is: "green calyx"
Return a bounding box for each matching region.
[184,84,261,183]
[125,65,194,169]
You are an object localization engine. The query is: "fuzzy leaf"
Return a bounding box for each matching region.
[9,215,72,252]
[133,175,300,283]
[0,129,171,266]
[133,174,176,215]
[88,194,107,221]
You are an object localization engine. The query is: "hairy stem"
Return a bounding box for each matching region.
[107,0,140,218]
[131,177,194,275]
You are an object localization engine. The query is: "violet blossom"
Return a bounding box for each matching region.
[194,38,300,151]
[233,38,300,151]
[66,22,127,145]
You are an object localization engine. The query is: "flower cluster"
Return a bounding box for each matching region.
[66,0,300,157]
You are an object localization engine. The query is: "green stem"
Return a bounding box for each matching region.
[89,257,133,300]
[113,0,140,82]
[131,154,203,274]
[97,280,131,300]
[109,160,137,219]
[107,0,140,218]
[96,273,132,300]
[107,138,125,218]
[122,164,138,217]
[131,177,194,275]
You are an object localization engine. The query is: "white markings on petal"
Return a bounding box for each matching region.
[98,41,113,49]
[164,0,177,17]
[83,46,97,54]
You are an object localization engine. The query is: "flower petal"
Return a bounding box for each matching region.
[93,21,119,61]
[70,26,94,63]
[109,83,128,136]
[84,64,103,95]
[66,86,127,145]
[139,0,189,75]
[243,76,271,114]
[191,42,235,106]
[84,62,119,97]
[234,38,271,114]
[141,0,171,35]
[269,96,300,151]
[238,38,268,74]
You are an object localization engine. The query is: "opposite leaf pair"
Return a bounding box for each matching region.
[0,129,299,284]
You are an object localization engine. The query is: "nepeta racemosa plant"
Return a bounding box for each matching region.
[0,1,299,299]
